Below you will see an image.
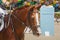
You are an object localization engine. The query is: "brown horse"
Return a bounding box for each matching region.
[0,5,40,40]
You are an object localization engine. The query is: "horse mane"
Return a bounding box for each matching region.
[13,5,37,13]
[13,5,30,11]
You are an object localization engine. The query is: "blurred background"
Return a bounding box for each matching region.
[0,0,60,40]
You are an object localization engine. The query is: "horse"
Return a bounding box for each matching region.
[25,3,41,35]
[0,5,40,40]
[30,4,41,33]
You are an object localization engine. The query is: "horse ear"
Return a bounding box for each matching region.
[35,4,41,10]
[29,5,35,11]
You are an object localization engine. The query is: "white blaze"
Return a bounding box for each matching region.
[36,13,39,25]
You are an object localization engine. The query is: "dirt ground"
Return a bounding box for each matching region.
[24,22,60,40]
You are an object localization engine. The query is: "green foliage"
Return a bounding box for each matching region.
[7,0,9,1]
[30,1,37,5]
[0,0,2,4]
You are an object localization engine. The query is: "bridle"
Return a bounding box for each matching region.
[4,5,37,40]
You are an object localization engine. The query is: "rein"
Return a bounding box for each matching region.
[11,14,27,26]
[8,6,31,40]
[5,5,35,40]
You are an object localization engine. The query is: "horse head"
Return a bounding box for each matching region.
[27,5,41,36]
[3,5,40,40]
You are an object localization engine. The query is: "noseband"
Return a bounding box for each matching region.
[4,6,38,40]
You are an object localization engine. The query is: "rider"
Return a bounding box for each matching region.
[0,0,7,17]
[0,0,6,31]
